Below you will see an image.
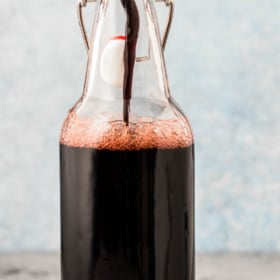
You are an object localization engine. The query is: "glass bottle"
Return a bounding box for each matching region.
[60,0,194,280]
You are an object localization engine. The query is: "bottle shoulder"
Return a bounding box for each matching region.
[60,100,193,150]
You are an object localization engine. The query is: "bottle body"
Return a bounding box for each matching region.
[60,0,195,279]
[60,141,194,280]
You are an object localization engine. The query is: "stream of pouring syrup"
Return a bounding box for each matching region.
[120,0,140,124]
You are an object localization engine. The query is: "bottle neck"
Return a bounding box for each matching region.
[77,0,171,121]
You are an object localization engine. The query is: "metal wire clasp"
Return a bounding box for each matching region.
[155,0,174,51]
[77,0,96,52]
[77,0,174,53]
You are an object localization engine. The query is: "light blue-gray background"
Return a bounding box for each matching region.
[0,0,279,252]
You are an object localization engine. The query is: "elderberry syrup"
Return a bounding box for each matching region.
[60,143,194,280]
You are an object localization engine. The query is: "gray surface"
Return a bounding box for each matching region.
[0,253,279,280]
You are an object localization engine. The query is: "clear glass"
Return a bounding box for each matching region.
[61,0,193,149]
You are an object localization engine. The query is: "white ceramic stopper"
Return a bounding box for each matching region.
[100,36,126,88]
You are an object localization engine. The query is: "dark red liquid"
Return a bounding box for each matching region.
[60,144,195,280]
